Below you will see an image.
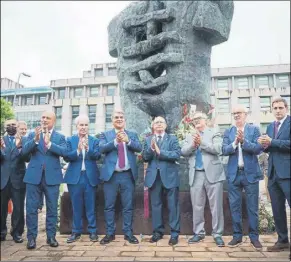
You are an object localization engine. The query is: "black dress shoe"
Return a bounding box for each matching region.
[67,233,81,243]
[13,235,24,243]
[124,235,139,244]
[100,234,115,245]
[150,233,163,243]
[46,237,59,247]
[169,236,178,246]
[89,233,99,242]
[27,238,36,249]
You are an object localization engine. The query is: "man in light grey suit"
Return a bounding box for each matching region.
[181,112,225,247]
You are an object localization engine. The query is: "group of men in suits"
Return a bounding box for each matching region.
[0,96,290,252]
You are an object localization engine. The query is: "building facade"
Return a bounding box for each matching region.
[1,63,290,136]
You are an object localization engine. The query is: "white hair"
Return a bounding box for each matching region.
[111,108,125,119]
[232,104,248,113]
[17,120,27,127]
[75,114,89,125]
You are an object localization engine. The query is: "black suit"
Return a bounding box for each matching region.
[1,136,29,238]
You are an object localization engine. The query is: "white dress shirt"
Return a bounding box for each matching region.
[232,124,246,168]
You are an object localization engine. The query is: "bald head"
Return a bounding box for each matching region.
[41,111,56,131]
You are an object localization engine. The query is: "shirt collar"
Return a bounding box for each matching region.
[278,115,287,125]
[155,132,165,139]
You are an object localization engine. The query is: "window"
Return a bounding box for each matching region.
[218,124,231,133]
[88,105,97,134]
[16,111,42,131]
[105,104,114,130]
[217,79,229,90]
[217,98,230,113]
[7,96,13,105]
[281,95,290,108]
[106,85,116,96]
[238,97,250,110]
[74,87,83,98]
[94,68,103,77]
[236,77,249,89]
[277,74,289,87]
[256,75,269,88]
[58,88,66,99]
[71,106,80,134]
[260,123,271,134]
[108,67,117,76]
[260,97,271,112]
[90,86,99,97]
[21,95,33,106]
[14,96,19,106]
[35,94,47,105]
[55,107,62,131]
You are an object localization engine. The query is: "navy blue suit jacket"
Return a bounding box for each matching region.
[143,133,181,189]
[22,130,67,185]
[63,135,101,186]
[264,115,290,179]
[99,129,142,182]
[222,124,263,183]
[1,136,30,190]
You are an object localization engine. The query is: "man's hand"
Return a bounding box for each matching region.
[116,131,124,143]
[1,137,5,149]
[154,141,160,155]
[192,133,201,148]
[78,138,83,153]
[150,137,156,151]
[15,134,22,148]
[258,134,272,148]
[118,131,129,143]
[83,135,89,151]
[237,130,244,144]
[34,126,41,142]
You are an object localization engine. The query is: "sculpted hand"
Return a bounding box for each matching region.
[34,126,41,142]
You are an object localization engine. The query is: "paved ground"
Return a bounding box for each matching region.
[1,180,290,261]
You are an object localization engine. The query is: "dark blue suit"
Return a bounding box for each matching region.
[143,133,181,237]
[99,129,142,236]
[222,124,263,241]
[264,115,290,243]
[22,130,66,240]
[1,136,29,238]
[63,135,101,234]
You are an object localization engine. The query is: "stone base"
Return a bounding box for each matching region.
[59,187,249,235]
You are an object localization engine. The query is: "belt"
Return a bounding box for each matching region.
[114,169,131,173]
[238,166,244,171]
[196,169,205,172]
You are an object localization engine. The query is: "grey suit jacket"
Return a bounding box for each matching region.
[181,128,225,186]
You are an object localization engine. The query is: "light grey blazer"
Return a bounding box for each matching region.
[181,128,226,186]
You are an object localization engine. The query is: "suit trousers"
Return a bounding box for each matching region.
[103,170,134,236]
[0,180,25,238]
[149,171,180,237]
[26,172,60,240]
[68,171,97,234]
[228,170,259,241]
[268,169,291,243]
[190,171,224,238]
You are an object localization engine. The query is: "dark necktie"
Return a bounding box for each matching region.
[274,121,281,138]
[118,142,125,168]
[9,136,15,147]
[157,135,162,148]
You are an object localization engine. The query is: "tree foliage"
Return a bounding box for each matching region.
[1,98,14,134]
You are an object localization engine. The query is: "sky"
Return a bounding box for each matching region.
[1,1,290,87]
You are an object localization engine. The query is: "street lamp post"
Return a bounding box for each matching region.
[13,72,31,108]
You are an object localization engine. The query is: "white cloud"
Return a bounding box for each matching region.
[1,1,290,86]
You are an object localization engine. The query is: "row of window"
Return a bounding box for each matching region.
[216,74,290,90]
[6,94,49,106]
[217,95,290,113]
[55,85,117,99]
[94,67,117,77]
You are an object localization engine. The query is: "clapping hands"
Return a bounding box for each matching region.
[192,133,201,148]
[150,137,160,155]
[117,131,129,143]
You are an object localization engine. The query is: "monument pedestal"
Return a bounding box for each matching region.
[59,188,249,235]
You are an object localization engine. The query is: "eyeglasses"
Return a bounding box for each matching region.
[114,116,124,119]
[231,112,244,116]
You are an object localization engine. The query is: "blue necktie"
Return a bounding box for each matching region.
[9,136,15,147]
[195,148,203,170]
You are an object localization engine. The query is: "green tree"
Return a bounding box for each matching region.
[1,98,15,134]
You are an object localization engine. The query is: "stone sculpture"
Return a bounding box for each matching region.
[108,0,234,134]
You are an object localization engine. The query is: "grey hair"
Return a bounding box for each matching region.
[75,114,89,125]
[193,112,208,119]
[17,120,27,127]
[111,108,125,119]
[232,104,248,113]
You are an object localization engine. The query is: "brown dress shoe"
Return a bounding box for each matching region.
[267,242,290,252]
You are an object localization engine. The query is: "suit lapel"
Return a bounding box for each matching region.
[73,135,79,150]
[4,136,11,150]
[276,116,290,138]
[160,133,168,151]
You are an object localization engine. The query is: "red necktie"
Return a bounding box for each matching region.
[118,142,125,168]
